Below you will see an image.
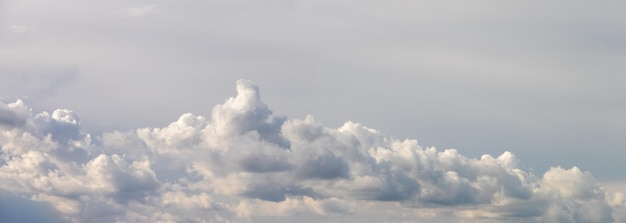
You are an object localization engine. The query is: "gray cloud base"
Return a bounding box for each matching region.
[0,80,624,222]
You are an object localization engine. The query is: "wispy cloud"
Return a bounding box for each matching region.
[10,25,30,33]
[117,4,158,18]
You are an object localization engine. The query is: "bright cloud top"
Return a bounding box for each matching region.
[0,80,624,223]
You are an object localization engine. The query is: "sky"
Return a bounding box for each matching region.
[1,0,626,222]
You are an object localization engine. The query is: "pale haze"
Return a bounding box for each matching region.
[1,1,626,222]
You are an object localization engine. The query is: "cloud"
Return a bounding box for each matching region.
[210,79,291,148]
[0,99,30,128]
[0,80,624,222]
[10,25,30,33]
[0,191,68,223]
[117,5,158,18]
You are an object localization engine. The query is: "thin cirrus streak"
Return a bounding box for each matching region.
[0,80,624,223]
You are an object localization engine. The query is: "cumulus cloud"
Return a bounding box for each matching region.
[0,80,624,222]
[0,99,30,128]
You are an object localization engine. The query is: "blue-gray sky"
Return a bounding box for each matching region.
[1,1,626,222]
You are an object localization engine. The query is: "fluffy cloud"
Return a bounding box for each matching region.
[0,80,624,222]
[0,99,30,128]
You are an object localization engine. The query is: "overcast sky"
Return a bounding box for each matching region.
[1,0,626,222]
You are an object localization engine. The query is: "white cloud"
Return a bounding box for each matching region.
[0,80,624,222]
[10,25,30,33]
[0,99,31,129]
[117,5,158,18]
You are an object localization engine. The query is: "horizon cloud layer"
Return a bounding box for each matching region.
[0,80,624,222]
